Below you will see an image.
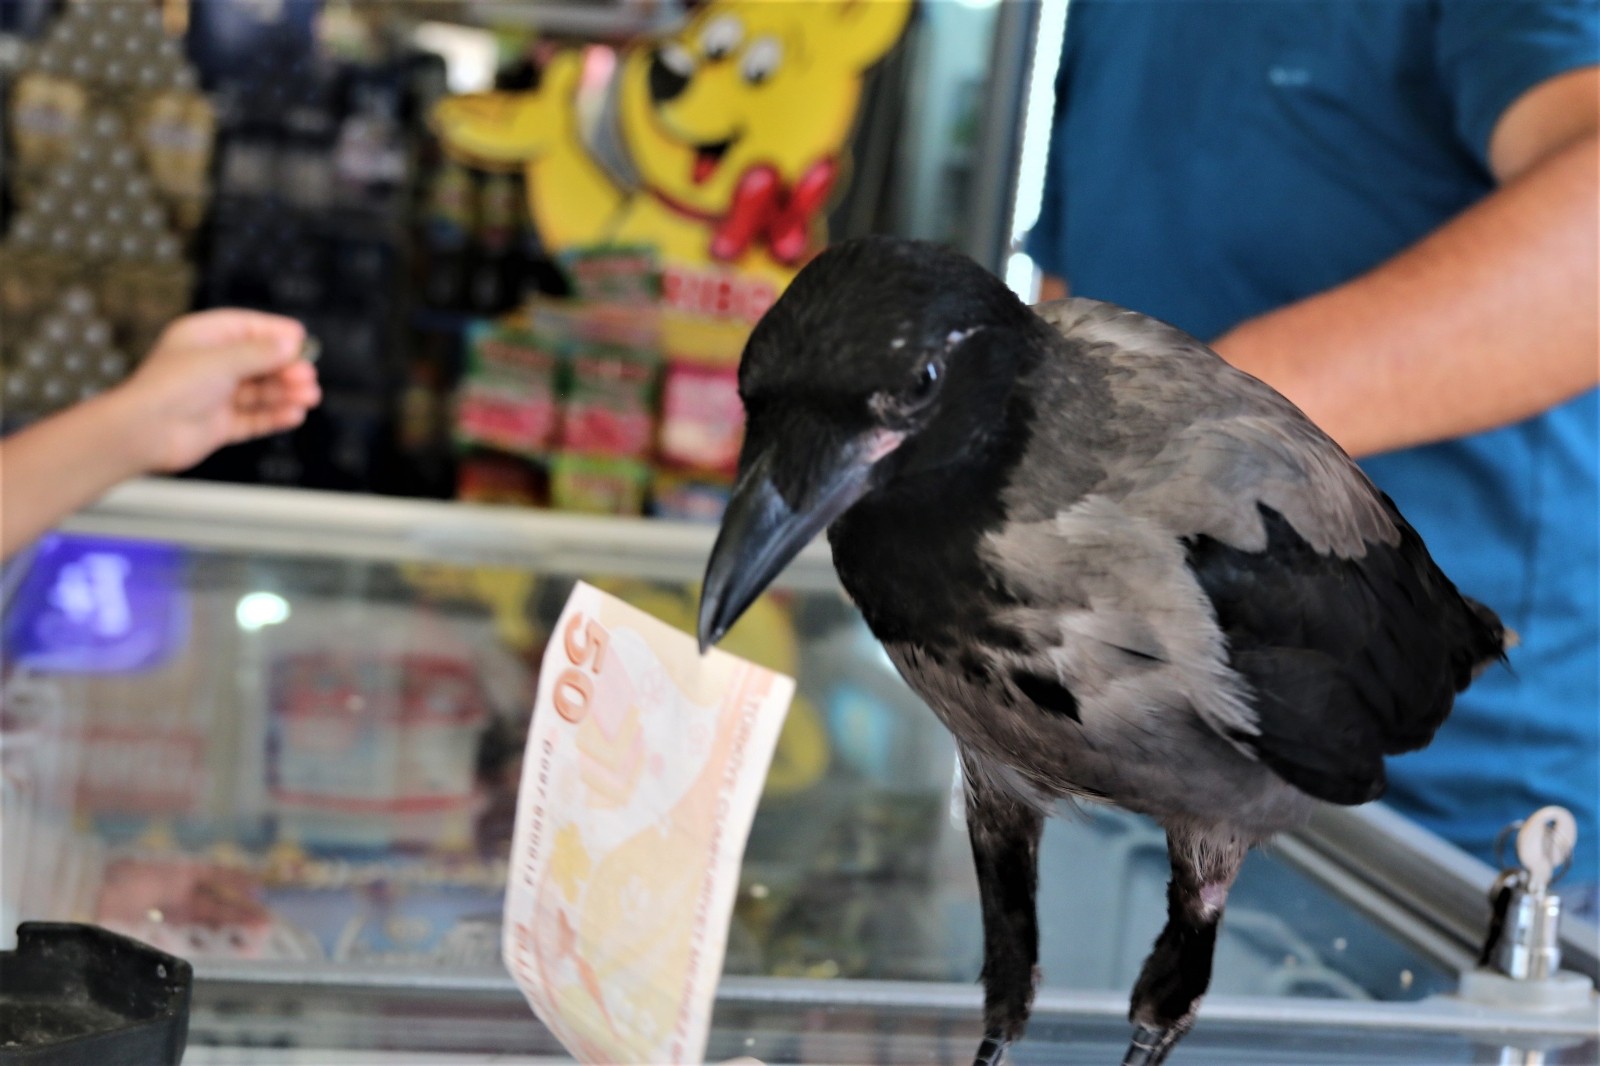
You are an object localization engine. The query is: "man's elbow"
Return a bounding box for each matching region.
[1488,66,1600,184]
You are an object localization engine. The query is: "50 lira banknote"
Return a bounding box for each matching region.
[503,582,795,1063]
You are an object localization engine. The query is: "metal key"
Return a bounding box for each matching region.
[1515,805,1577,896]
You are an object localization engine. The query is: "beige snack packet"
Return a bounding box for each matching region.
[504,582,794,1063]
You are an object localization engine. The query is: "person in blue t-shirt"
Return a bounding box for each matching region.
[1025,1,1599,915]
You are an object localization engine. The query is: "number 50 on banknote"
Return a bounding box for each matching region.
[504,582,796,1064]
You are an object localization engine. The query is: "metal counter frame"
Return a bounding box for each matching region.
[185,964,1596,1064]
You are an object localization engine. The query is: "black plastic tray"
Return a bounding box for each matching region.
[0,923,192,1065]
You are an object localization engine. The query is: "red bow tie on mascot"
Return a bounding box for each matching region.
[659,159,838,267]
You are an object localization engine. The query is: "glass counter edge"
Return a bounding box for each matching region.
[53,477,841,591]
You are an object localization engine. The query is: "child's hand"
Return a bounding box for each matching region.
[114,309,322,473]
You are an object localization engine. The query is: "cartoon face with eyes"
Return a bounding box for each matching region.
[621,0,908,229]
[431,0,910,288]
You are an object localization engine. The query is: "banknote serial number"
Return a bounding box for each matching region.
[553,612,610,723]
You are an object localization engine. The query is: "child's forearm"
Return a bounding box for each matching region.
[0,388,151,560]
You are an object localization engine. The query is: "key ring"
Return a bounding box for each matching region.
[1492,819,1524,873]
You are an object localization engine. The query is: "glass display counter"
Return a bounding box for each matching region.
[2,479,1595,1064]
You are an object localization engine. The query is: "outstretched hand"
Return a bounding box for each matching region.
[117,309,321,473]
[0,308,322,561]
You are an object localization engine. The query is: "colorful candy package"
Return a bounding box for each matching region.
[657,361,744,477]
[559,342,660,458]
[454,322,561,458]
[550,453,651,516]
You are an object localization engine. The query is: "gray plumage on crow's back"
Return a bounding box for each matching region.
[697,236,1508,1066]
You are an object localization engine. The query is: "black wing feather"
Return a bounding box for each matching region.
[1184,502,1505,806]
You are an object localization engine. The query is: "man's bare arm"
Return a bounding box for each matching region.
[1209,67,1599,457]
[1038,67,1598,458]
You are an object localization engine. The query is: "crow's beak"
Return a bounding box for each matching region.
[697,428,902,653]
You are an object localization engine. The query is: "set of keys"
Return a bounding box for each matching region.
[1478,805,1578,980]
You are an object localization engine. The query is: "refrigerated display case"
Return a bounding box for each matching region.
[2,479,1596,1065]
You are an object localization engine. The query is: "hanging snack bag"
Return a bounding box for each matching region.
[558,245,661,305]
[526,294,660,355]
[559,342,659,459]
[454,322,562,459]
[649,472,732,523]
[549,454,651,517]
[457,451,547,508]
[656,360,744,478]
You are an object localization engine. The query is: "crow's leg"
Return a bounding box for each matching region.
[962,755,1045,1066]
[1122,826,1248,1066]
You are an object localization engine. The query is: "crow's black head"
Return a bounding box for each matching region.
[698,236,1041,649]
[741,237,1042,504]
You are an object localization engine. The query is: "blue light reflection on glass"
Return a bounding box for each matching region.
[3,533,188,674]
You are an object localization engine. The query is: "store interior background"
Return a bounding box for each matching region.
[2,0,1052,506]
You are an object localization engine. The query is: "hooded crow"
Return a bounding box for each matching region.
[697,237,1508,1066]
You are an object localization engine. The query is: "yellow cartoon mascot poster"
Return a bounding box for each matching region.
[432,0,911,366]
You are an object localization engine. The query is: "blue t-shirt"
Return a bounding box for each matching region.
[1026,0,1600,881]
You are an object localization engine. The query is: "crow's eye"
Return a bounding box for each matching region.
[869,357,944,423]
[901,357,943,407]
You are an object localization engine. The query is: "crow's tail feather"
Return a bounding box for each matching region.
[1464,596,1513,681]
